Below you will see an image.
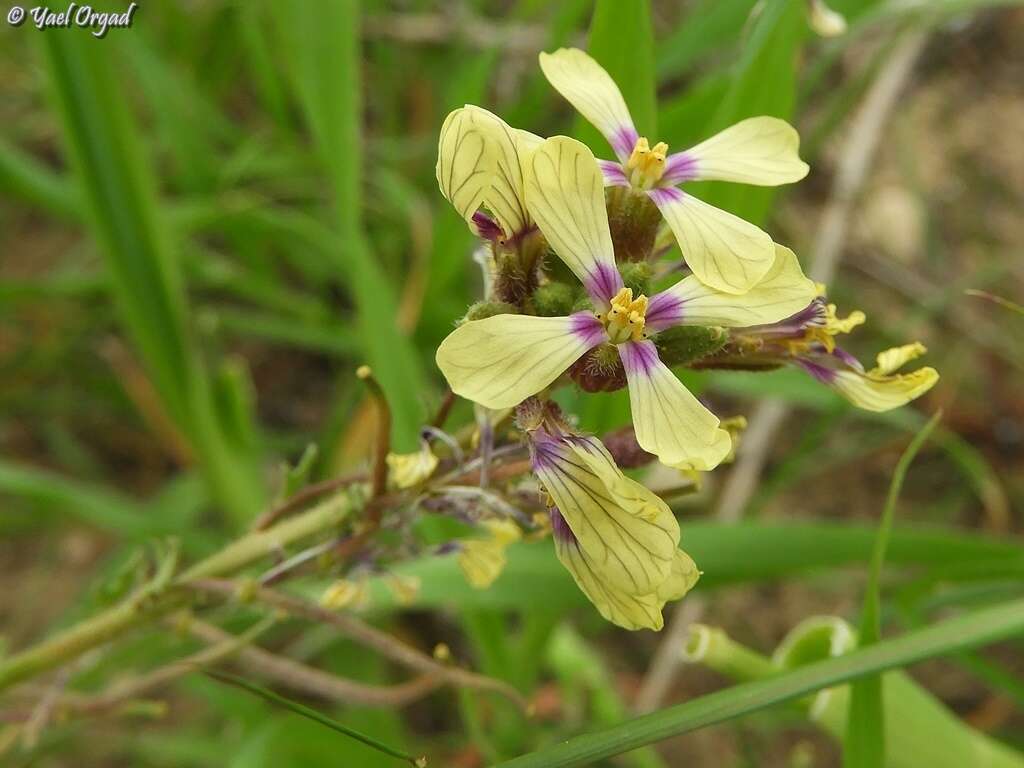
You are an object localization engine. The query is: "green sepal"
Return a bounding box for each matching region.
[462,300,518,323]
[655,325,727,366]
[533,282,580,317]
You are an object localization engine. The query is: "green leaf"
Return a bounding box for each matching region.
[40,28,264,524]
[693,0,807,224]
[494,598,1024,767]
[205,671,423,766]
[575,0,657,151]
[845,411,942,768]
[276,0,425,449]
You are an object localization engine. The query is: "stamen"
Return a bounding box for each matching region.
[626,137,669,189]
[602,286,650,343]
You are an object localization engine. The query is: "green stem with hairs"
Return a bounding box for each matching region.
[0,494,352,693]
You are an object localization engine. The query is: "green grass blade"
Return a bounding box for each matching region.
[576,0,657,150]
[277,0,425,448]
[0,135,80,220]
[495,598,1024,768]
[40,29,263,523]
[845,411,943,768]
[204,670,424,766]
[695,0,806,224]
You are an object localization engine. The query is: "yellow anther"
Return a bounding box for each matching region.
[626,137,669,189]
[603,287,649,343]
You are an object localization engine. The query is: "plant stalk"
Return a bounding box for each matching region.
[0,494,352,693]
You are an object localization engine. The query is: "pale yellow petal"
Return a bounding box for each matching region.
[831,366,939,412]
[525,137,622,303]
[554,535,666,630]
[533,435,679,595]
[684,117,809,186]
[655,549,701,602]
[482,518,522,546]
[620,340,732,470]
[538,48,638,162]
[648,186,774,295]
[647,244,817,330]
[436,313,605,409]
[436,106,542,236]
[386,445,439,489]
[872,342,928,376]
[458,539,507,589]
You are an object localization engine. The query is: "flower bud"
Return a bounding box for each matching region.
[532,281,579,317]
[619,261,653,297]
[462,300,518,323]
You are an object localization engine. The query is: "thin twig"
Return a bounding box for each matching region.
[634,29,931,715]
[430,389,456,430]
[188,578,528,711]
[61,617,275,716]
[188,620,442,709]
[253,472,364,531]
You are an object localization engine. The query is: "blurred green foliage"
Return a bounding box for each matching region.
[1,0,1022,765]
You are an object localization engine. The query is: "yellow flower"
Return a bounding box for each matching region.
[457,519,522,589]
[386,443,439,489]
[436,136,818,471]
[531,429,699,630]
[538,47,808,294]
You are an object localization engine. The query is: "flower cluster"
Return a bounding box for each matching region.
[430,49,938,630]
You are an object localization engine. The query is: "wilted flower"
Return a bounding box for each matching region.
[457,519,522,589]
[527,422,698,630]
[714,299,939,411]
[321,578,369,610]
[386,442,439,489]
[436,136,817,470]
[539,47,809,294]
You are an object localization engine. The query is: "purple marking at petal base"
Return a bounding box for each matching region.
[611,125,640,162]
[645,291,686,330]
[832,346,864,373]
[569,311,608,348]
[662,151,699,185]
[550,507,578,545]
[796,358,837,385]
[647,185,685,206]
[738,299,827,337]
[472,211,503,242]
[619,340,660,377]
[599,159,629,187]
[584,262,624,305]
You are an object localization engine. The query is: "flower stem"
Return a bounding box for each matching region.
[0,494,352,693]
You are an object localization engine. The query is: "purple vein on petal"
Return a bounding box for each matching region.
[569,311,609,348]
[662,151,699,185]
[832,346,864,373]
[797,358,837,384]
[611,125,639,163]
[646,185,685,206]
[645,290,686,331]
[619,339,660,377]
[472,211,503,241]
[584,262,624,306]
[598,160,629,187]
[549,507,578,545]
